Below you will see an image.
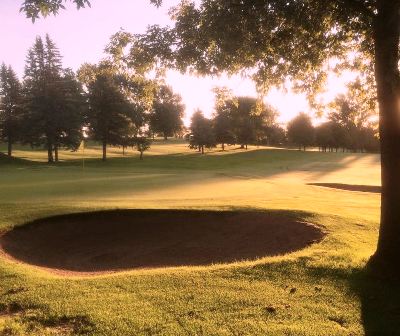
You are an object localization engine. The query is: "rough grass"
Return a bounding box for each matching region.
[0,140,398,335]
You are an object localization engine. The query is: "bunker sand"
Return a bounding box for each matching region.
[0,210,324,275]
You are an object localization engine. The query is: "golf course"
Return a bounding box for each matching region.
[0,140,395,335]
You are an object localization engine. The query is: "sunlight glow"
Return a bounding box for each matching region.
[0,0,357,126]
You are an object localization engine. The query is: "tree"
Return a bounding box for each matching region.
[79,60,153,161]
[189,110,216,154]
[53,69,86,161]
[135,136,151,160]
[213,109,236,151]
[327,86,378,153]
[261,124,287,147]
[150,85,184,140]
[85,70,133,161]
[252,104,280,146]
[212,87,236,150]
[287,113,315,151]
[0,64,22,157]
[19,0,400,276]
[315,122,335,152]
[22,35,84,163]
[19,0,162,21]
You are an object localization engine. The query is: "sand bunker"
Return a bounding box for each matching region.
[0,210,324,274]
[309,183,381,193]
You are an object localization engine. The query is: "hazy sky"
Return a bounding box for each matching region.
[0,0,349,125]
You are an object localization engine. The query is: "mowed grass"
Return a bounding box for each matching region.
[0,140,398,336]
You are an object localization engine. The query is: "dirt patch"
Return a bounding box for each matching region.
[308,183,381,193]
[0,302,25,318]
[0,210,324,274]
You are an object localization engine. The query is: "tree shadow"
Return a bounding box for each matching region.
[305,264,400,336]
[355,272,400,335]
[307,183,381,193]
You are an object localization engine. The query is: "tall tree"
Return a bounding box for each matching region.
[22,35,84,162]
[0,64,22,157]
[190,110,216,154]
[230,97,264,150]
[212,88,236,150]
[315,122,336,152]
[53,69,86,161]
[86,71,134,161]
[287,113,315,151]
[79,60,153,161]
[150,85,185,140]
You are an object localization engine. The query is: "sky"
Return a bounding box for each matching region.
[0,0,352,126]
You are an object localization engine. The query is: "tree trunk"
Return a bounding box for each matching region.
[140,151,143,160]
[54,144,59,163]
[123,146,125,156]
[222,143,225,151]
[47,142,54,163]
[7,140,12,157]
[201,145,204,154]
[369,0,400,277]
[164,133,168,140]
[102,141,107,161]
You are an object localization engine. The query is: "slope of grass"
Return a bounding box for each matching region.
[0,141,397,336]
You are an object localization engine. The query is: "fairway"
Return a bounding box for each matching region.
[0,141,396,336]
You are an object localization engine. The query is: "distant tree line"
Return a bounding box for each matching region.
[0,36,379,161]
[287,105,379,153]
[0,35,185,162]
[188,90,378,154]
[188,90,286,153]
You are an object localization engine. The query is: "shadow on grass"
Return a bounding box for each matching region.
[0,153,40,167]
[308,183,381,193]
[356,272,400,335]
[306,264,400,336]
[232,257,400,336]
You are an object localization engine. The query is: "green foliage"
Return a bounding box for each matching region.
[150,85,185,139]
[82,61,154,161]
[20,0,163,21]
[20,0,91,21]
[213,93,281,149]
[287,113,315,150]
[133,0,375,100]
[189,110,216,154]
[135,136,151,160]
[0,64,22,157]
[22,35,84,162]
[86,71,134,157]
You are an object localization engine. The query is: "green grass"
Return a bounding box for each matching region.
[0,141,398,335]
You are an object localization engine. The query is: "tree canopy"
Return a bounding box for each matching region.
[0,64,22,157]
[287,113,314,150]
[150,85,185,140]
[19,0,161,21]
[22,35,85,162]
